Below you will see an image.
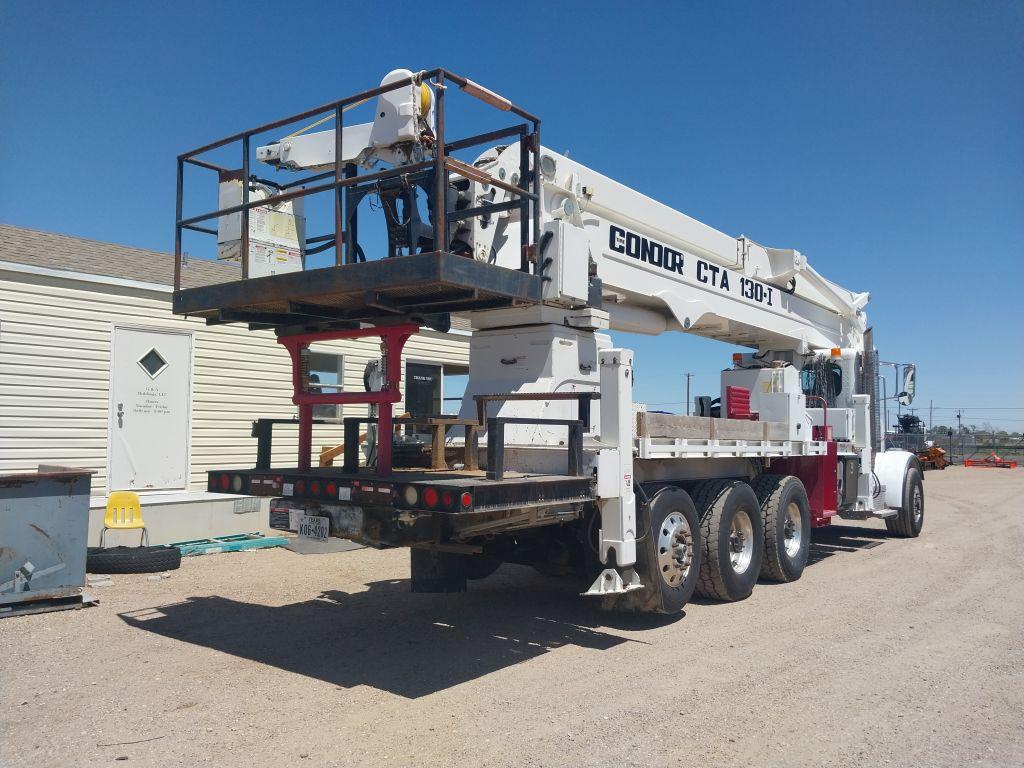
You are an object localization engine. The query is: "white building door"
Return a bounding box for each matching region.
[109,326,193,491]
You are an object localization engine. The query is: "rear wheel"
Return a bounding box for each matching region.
[885,467,924,538]
[691,480,764,601]
[752,474,811,582]
[616,486,701,614]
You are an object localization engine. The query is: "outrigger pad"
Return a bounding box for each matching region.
[582,567,643,597]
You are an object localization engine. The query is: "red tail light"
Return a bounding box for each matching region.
[422,487,439,508]
[310,480,321,496]
[460,491,473,509]
[218,474,230,491]
[294,479,306,496]
[441,490,454,509]
[326,481,337,498]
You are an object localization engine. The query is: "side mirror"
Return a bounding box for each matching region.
[899,365,916,406]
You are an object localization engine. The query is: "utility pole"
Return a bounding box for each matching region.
[685,373,694,415]
[956,409,963,463]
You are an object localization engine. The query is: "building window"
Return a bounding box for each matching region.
[308,351,344,420]
[137,347,168,379]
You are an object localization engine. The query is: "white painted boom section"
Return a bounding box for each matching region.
[465,145,868,353]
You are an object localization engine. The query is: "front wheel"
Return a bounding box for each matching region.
[886,467,924,538]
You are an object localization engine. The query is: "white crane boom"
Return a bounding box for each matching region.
[259,106,869,354]
[463,145,869,354]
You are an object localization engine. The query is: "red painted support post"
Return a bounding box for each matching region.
[277,324,418,476]
[297,404,313,470]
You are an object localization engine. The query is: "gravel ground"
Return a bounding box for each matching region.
[2,467,1022,768]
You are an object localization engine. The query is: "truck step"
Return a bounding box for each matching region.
[870,508,898,519]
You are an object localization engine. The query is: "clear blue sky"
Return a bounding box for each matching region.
[2,1,1022,431]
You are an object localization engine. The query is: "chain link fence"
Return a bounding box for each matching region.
[886,430,1024,464]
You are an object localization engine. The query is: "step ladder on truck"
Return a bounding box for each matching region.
[173,68,924,613]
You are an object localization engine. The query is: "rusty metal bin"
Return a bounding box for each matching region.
[1,467,94,617]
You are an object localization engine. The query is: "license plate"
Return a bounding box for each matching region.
[297,514,329,542]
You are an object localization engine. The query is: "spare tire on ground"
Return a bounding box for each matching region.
[86,545,182,574]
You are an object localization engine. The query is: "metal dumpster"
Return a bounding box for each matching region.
[0,467,95,617]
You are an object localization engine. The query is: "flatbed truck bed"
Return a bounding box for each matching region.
[209,466,594,549]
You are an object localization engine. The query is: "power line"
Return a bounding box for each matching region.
[927,407,1024,411]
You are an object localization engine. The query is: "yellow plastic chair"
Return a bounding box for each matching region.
[101,491,149,547]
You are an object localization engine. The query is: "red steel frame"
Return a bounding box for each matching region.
[277,324,419,474]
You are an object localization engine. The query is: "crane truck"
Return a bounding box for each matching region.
[173,68,923,613]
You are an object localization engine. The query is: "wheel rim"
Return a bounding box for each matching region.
[730,510,754,574]
[912,486,923,525]
[657,512,693,587]
[783,501,803,558]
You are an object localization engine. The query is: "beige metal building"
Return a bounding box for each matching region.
[0,224,470,543]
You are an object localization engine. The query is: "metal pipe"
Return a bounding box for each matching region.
[344,163,357,263]
[177,67,538,163]
[184,156,230,173]
[334,104,344,266]
[179,69,445,161]
[439,69,540,123]
[182,223,218,236]
[447,198,520,223]
[241,134,250,279]
[444,124,528,154]
[177,161,435,228]
[433,76,447,253]
[277,170,335,190]
[531,123,541,272]
[174,157,183,292]
[445,157,537,200]
[519,128,529,272]
[304,240,335,257]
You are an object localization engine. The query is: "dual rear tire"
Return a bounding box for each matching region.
[752,474,812,583]
[690,480,765,602]
[626,486,703,614]
[630,475,811,611]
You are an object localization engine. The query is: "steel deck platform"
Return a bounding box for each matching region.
[172,251,543,325]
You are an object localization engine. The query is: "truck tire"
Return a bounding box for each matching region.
[885,467,924,538]
[691,480,763,601]
[620,486,701,614]
[86,546,181,574]
[752,474,811,583]
[409,548,467,593]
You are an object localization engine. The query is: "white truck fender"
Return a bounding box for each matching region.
[873,450,922,510]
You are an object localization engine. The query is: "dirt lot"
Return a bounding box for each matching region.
[2,467,1022,767]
